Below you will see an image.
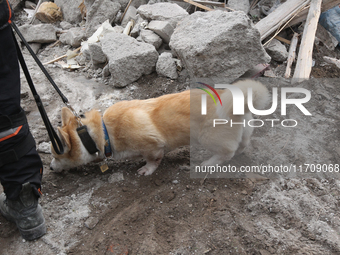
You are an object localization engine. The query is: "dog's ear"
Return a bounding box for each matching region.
[57,127,71,151]
[61,107,75,126]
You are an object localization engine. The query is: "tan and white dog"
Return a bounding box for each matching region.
[50,80,269,175]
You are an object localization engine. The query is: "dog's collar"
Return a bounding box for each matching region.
[102,120,113,157]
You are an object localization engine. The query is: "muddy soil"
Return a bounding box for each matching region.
[0,39,340,255]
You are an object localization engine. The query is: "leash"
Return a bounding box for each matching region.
[11,21,102,158]
[10,21,84,155]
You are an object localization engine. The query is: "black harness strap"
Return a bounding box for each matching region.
[10,24,64,155]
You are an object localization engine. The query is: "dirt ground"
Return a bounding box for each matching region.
[1,30,340,255]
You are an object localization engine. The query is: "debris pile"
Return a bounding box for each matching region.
[13,0,340,87]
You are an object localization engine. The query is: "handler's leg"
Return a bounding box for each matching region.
[0,25,46,241]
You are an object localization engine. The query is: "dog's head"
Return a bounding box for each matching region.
[50,107,102,172]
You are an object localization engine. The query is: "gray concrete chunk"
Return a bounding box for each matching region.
[59,27,86,48]
[137,3,189,27]
[265,39,288,62]
[148,20,174,44]
[140,29,162,49]
[101,33,159,88]
[55,0,83,24]
[156,52,178,79]
[85,0,121,37]
[228,0,250,13]
[121,6,137,27]
[18,24,57,43]
[88,43,107,65]
[169,10,270,82]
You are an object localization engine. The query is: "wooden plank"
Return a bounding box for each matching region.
[292,0,322,81]
[254,0,310,41]
[172,0,226,7]
[284,33,299,78]
[183,0,213,11]
[275,35,291,45]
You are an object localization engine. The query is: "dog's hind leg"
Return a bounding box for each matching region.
[235,114,254,156]
[137,149,164,176]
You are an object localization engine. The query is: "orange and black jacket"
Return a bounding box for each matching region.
[0,0,13,30]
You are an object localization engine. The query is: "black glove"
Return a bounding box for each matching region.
[0,0,14,30]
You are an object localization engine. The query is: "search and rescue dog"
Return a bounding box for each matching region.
[50,80,269,175]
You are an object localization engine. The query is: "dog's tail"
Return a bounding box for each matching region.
[216,80,269,118]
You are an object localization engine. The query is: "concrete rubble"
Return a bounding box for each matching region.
[54,0,83,24]
[14,0,340,88]
[18,24,57,43]
[156,52,178,79]
[169,10,270,82]
[59,27,86,48]
[88,43,107,66]
[148,20,174,44]
[101,33,159,88]
[137,2,189,27]
[264,39,288,62]
[140,29,163,49]
[121,6,137,27]
[85,0,121,37]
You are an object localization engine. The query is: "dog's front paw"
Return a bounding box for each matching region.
[137,165,156,176]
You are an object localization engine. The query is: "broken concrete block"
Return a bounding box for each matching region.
[101,33,159,87]
[130,15,147,38]
[137,3,189,27]
[85,0,121,37]
[88,43,107,66]
[169,10,270,82]
[59,27,86,47]
[60,21,72,30]
[148,20,174,44]
[228,0,250,13]
[121,6,137,27]
[26,43,41,55]
[102,64,110,77]
[140,29,162,49]
[156,52,178,79]
[18,24,57,43]
[265,39,288,62]
[55,0,83,24]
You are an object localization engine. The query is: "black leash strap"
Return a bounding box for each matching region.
[11,22,68,104]
[11,22,64,155]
